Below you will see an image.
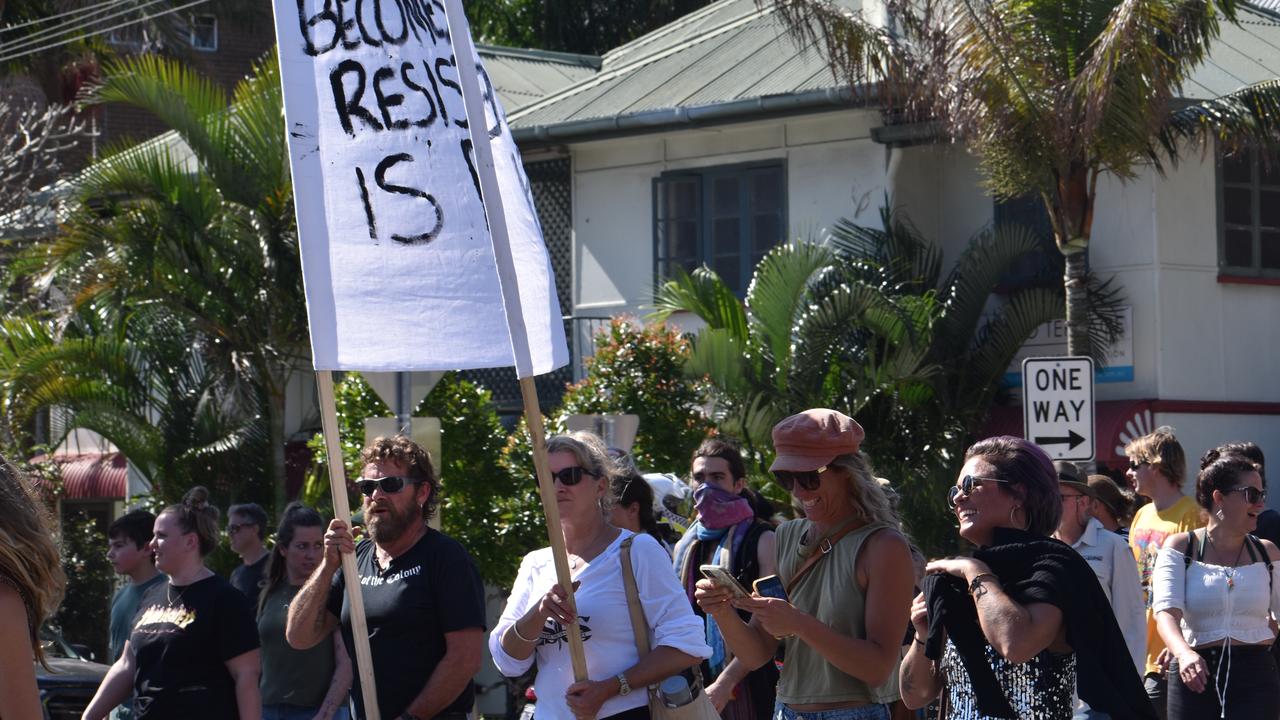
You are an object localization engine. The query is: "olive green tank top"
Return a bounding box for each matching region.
[775,518,900,707]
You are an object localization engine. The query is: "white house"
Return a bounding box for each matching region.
[505,0,1280,496]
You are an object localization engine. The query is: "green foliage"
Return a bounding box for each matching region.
[466,0,715,55]
[655,206,1071,556]
[559,318,713,473]
[54,511,115,661]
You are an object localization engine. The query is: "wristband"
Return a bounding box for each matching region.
[510,621,539,644]
[968,573,999,595]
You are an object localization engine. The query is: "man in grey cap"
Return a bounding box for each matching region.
[1053,460,1145,718]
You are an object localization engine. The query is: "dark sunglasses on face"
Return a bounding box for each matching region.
[947,474,1010,508]
[1129,459,1149,471]
[356,476,417,497]
[772,466,827,492]
[551,466,593,486]
[1228,486,1267,504]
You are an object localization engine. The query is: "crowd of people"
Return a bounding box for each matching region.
[0,413,1277,720]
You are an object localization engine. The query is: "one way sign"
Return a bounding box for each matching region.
[1022,356,1095,461]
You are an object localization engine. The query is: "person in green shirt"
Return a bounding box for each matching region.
[258,502,352,720]
[105,509,165,720]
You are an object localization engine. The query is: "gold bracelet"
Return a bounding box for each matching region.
[510,621,540,644]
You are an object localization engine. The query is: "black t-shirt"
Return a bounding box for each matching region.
[327,529,486,719]
[129,574,260,719]
[230,553,269,600]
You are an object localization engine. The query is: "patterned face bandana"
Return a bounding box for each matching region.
[693,483,754,530]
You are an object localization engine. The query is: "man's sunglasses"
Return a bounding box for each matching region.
[947,474,1010,508]
[356,476,418,497]
[1128,459,1149,471]
[551,466,594,486]
[772,466,827,492]
[1228,486,1267,504]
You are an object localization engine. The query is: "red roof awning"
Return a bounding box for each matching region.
[981,399,1156,465]
[32,452,129,500]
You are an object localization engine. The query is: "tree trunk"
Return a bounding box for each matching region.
[266,383,288,514]
[1063,248,1090,357]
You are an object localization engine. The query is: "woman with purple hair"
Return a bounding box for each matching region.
[898,437,1155,719]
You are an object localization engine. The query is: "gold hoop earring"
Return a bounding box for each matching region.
[1009,506,1026,529]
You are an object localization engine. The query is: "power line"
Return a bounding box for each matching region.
[0,0,139,35]
[0,0,211,65]
[0,0,174,57]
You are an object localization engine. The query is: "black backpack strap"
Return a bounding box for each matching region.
[1247,534,1273,595]
[1183,530,1195,568]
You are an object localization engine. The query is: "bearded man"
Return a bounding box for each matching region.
[287,435,485,720]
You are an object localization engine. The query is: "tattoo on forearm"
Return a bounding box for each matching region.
[972,583,990,600]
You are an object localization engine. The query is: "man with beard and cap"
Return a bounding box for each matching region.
[672,438,778,720]
[286,435,485,720]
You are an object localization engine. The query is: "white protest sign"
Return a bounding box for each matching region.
[273,0,568,376]
[1021,356,1095,461]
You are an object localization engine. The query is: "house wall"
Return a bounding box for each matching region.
[566,113,1280,479]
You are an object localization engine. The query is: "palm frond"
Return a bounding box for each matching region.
[745,241,835,384]
[1156,80,1280,164]
[650,266,749,341]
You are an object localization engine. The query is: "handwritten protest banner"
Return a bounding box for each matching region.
[273,0,568,376]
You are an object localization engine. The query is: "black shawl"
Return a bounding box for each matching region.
[922,527,1155,719]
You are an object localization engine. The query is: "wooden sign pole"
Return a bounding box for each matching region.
[442,0,589,682]
[317,370,383,719]
[519,376,590,680]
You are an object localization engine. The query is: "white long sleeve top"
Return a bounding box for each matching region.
[1067,517,1147,672]
[1152,545,1280,647]
[489,530,711,720]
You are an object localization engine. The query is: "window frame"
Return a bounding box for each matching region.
[189,14,218,52]
[1217,145,1280,280]
[651,160,788,297]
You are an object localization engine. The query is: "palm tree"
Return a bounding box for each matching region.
[0,306,269,506]
[653,208,1080,552]
[774,0,1280,355]
[24,50,304,509]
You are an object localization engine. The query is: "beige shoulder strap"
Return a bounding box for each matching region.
[620,536,652,655]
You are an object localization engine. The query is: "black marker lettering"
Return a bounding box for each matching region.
[334,0,361,49]
[353,0,380,46]
[356,166,377,239]
[296,0,338,56]
[374,153,444,245]
[373,67,408,129]
[400,62,437,127]
[330,60,382,135]
[374,0,408,44]
[434,56,466,129]
[423,59,449,124]
[460,138,484,215]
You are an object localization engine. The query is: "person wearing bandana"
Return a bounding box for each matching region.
[673,439,778,720]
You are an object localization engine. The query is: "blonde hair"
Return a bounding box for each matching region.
[0,459,66,668]
[1124,426,1186,488]
[827,452,902,528]
[545,432,619,512]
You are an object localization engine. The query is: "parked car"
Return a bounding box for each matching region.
[37,625,110,720]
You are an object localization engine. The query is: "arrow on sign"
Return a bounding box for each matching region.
[1034,430,1086,450]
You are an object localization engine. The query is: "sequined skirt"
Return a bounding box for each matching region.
[939,638,1076,719]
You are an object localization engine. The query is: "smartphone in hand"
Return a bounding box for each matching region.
[753,575,788,601]
[699,565,751,599]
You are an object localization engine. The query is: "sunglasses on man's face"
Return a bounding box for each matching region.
[772,466,827,493]
[1128,460,1149,471]
[947,474,1010,508]
[551,466,593,486]
[1228,486,1267,504]
[356,476,417,497]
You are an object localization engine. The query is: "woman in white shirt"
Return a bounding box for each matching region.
[1153,454,1280,719]
[490,432,711,720]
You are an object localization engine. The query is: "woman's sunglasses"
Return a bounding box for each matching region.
[947,474,1010,508]
[1228,486,1267,504]
[356,476,417,497]
[772,466,827,492]
[551,466,594,486]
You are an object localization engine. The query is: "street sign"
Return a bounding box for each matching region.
[1021,356,1095,461]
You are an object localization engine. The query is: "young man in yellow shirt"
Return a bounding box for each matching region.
[1126,428,1204,720]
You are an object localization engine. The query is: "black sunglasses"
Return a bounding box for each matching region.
[551,466,593,486]
[1129,459,1149,471]
[772,466,827,492]
[1228,486,1267,504]
[356,476,418,497]
[947,474,1010,508]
